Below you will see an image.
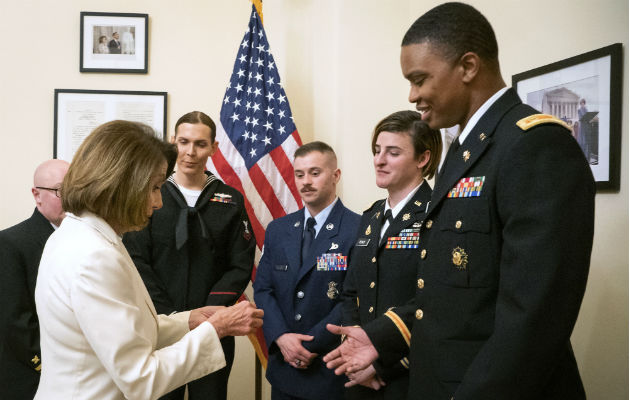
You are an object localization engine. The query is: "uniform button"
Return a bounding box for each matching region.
[372,257,376,263]
[369,306,374,313]
[455,220,462,229]
[294,314,302,321]
[421,249,427,259]
[415,309,424,320]
[369,282,375,288]
[417,278,424,289]
[425,220,433,229]
[297,291,305,299]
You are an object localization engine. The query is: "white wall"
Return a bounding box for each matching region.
[0,1,626,399]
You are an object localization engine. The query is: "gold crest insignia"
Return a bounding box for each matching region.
[402,213,410,221]
[463,150,471,162]
[327,281,339,300]
[374,211,381,219]
[365,225,372,235]
[452,247,468,270]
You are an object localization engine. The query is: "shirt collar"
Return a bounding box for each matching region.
[385,182,423,219]
[458,87,508,144]
[304,197,338,237]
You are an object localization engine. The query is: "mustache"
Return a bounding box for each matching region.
[300,186,316,193]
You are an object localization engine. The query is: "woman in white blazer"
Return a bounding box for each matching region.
[34,120,263,400]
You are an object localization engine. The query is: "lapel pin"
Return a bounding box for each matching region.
[294,221,300,227]
[479,133,487,141]
[402,213,410,221]
[330,242,339,250]
[365,225,372,235]
[414,200,422,207]
[374,211,381,219]
[463,150,471,162]
[326,223,334,230]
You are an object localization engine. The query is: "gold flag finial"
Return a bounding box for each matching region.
[252,0,263,24]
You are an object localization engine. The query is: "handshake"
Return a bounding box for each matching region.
[188,301,264,338]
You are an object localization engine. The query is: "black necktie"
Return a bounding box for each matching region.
[379,209,394,245]
[301,217,316,265]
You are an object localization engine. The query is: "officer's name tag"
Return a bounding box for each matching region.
[317,253,348,271]
[356,238,370,247]
[274,264,288,271]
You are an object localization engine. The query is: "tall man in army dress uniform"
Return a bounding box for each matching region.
[123,111,256,400]
[0,159,69,399]
[254,141,360,400]
[324,3,595,399]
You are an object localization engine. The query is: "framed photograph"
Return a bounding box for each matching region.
[80,12,149,73]
[512,43,623,191]
[54,89,167,161]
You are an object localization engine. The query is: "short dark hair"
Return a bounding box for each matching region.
[402,2,498,67]
[175,111,217,142]
[372,110,442,179]
[62,120,176,231]
[294,141,337,163]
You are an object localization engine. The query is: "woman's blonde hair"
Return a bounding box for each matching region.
[62,120,176,231]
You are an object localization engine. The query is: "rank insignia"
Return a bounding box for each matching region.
[452,246,468,270]
[327,281,340,299]
[318,253,348,271]
[294,221,301,227]
[242,221,251,241]
[31,355,40,364]
[402,213,410,221]
[326,223,334,231]
[463,150,471,162]
[330,242,339,250]
[210,193,233,203]
[374,211,381,219]
[516,113,572,131]
[448,176,485,198]
[414,200,422,207]
[365,225,372,235]
[479,133,487,141]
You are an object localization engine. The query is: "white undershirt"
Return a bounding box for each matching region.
[458,87,509,144]
[178,186,202,207]
[380,182,422,240]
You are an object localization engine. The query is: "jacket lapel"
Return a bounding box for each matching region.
[285,210,305,275]
[429,89,522,216]
[380,183,430,247]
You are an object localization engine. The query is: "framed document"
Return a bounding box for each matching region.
[80,12,149,73]
[54,89,167,161]
[513,43,623,191]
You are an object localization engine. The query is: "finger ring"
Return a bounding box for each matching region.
[296,360,302,366]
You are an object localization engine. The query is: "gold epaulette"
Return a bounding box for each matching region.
[516,114,572,132]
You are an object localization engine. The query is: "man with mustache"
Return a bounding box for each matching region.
[254,141,360,400]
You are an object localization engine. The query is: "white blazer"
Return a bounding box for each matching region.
[34,212,226,400]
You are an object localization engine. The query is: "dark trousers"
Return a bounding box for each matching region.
[271,386,311,400]
[160,336,235,400]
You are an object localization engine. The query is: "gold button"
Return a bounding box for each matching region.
[421,249,427,259]
[417,278,424,289]
[415,309,423,320]
[369,306,374,313]
[425,220,433,229]
[372,257,376,263]
[455,220,462,229]
[369,282,375,288]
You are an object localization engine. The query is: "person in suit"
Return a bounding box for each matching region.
[34,120,263,400]
[324,3,595,399]
[0,159,69,399]
[340,110,441,400]
[108,32,121,54]
[253,141,360,400]
[123,111,256,400]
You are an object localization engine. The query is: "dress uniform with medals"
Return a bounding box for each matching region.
[391,88,594,399]
[341,181,431,400]
[254,199,360,400]
[123,171,256,400]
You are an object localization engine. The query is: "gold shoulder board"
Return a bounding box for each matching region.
[516,114,572,132]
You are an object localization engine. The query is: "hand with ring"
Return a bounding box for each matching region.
[295,359,302,367]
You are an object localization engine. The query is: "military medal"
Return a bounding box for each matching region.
[402,213,410,221]
[448,176,485,198]
[452,246,468,270]
[327,281,339,299]
[385,228,420,249]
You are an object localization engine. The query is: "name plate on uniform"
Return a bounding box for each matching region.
[385,228,420,249]
[356,238,370,247]
[317,253,348,271]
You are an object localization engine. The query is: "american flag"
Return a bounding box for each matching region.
[206,4,303,366]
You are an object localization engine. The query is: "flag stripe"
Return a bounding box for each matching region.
[269,132,302,206]
[248,163,286,219]
[258,154,300,212]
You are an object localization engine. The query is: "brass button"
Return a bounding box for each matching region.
[455,220,462,229]
[425,219,433,229]
[369,282,375,288]
[369,306,374,313]
[415,309,424,320]
[417,278,424,289]
[421,249,427,259]
[372,257,376,263]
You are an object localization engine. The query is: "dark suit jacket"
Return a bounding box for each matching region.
[388,89,594,399]
[0,208,54,399]
[342,181,431,400]
[253,200,360,400]
[108,39,121,54]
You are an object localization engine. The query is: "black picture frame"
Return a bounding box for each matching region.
[512,43,623,192]
[80,12,149,73]
[54,89,167,161]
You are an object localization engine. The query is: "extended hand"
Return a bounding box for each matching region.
[208,301,264,338]
[276,333,317,369]
[189,306,225,330]
[346,364,385,390]
[323,324,379,375]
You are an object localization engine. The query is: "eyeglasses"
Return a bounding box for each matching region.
[36,186,62,198]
